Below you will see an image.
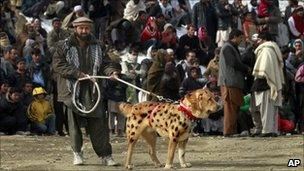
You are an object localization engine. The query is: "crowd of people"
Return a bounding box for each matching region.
[0,0,304,164]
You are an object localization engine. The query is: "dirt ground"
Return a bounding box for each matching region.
[0,134,303,171]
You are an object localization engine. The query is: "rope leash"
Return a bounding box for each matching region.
[72,75,173,114]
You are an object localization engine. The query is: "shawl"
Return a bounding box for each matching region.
[257,0,270,18]
[253,41,284,100]
[292,13,304,35]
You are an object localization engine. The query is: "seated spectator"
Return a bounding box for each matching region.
[62,5,87,30]
[159,61,180,101]
[288,6,304,39]
[32,18,47,39]
[43,0,65,19]
[140,16,161,50]
[179,66,204,97]
[149,0,173,22]
[176,50,196,81]
[161,23,178,49]
[27,48,51,92]
[0,80,9,100]
[9,58,31,89]
[123,0,146,22]
[22,81,34,107]
[295,62,304,134]
[27,87,55,135]
[0,87,28,135]
[1,45,18,77]
[204,47,221,79]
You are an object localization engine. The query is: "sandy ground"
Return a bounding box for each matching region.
[0,134,303,171]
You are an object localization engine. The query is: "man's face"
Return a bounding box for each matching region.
[23,83,33,94]
[32,54,41,63]
[75,25,91,41]
[17,61,26,71]
[0,84,9,94]
[53,21,62,30]
[10,49,18,61]
[160,0,168,6]
[11,92,21,102]
[297,9,304,16]
[295,42,302,51]
[235,35,244,45]
[188,27,196,37]
[76,11,85,17]
[186,52,196,64]
[191,69,199,79]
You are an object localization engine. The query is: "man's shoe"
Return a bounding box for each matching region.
[73,151,84,165]
[101,156,119,166]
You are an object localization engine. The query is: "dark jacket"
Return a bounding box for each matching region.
[256,5,281,35]
[8,71,31,89]
[159,72,180,101]
[0,93,25,120]
[103,74,128,102]
[215,3,238,30]
[192,1,217,39]
[218,41,249,89]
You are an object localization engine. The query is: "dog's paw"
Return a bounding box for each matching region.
[181,162,192,168]
[125,164,134,170]
[164,164,173,169]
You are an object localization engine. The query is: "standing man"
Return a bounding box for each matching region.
[251,32,284,137]
[218,29,250,137]
[52,17,119,166]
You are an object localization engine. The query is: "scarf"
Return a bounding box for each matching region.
[63,35,102,101]
[253,41,284,100]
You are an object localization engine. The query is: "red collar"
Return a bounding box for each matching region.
[178,100,199,121]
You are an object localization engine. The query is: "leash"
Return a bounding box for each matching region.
[72,75,175,113]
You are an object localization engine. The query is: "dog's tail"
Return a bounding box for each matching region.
[118,102,134,117]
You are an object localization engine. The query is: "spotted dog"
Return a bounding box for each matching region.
[119,88,218,169]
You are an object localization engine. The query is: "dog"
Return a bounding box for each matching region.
[119,88,218,169]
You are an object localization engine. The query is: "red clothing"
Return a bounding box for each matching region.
[140,17,161,43]
[161,31,177,46]
[292,14,304,36]
[258,0,270,18]
[243,20,258,39]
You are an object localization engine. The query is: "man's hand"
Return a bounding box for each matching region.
[109,71,119,80]
[78,72,87,78]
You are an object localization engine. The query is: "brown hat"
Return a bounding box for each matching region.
[72,17,93,27]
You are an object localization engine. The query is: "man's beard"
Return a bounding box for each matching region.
[76,33,90,42]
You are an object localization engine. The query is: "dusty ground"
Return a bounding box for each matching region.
[0,134,303,171]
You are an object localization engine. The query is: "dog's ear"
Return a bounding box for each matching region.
[184,92,195,104]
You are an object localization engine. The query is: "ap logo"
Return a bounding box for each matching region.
[287,159,301,167]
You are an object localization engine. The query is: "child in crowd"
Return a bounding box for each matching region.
[27,87,55,135]
[0,80,9,100]
[104,63,128,137]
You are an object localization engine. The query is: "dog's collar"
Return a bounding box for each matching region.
[178,100,199,121]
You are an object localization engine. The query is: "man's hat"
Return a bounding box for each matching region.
[72,17,93,27]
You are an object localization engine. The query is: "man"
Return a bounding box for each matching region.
[1,45,18,77]
[47,17,69,136]
[47,18,69,50]
[192,0,218,46]
[62,5,87,30]
[251,32,284,137]
[218,29,250,137]
[149,0,173,22]
[9,58,31,89]
[176,50,196,82]
[52,17,119,166]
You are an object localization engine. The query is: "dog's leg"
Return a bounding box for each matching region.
[141,129,162,167]
[164,139,177,169]
[125,138,137,170]
[178,139,192,168]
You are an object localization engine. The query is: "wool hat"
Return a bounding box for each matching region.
[72,17,93,27]
[163,23,173,31]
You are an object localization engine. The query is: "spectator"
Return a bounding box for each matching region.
[27,48,52,92]
[179,66,204,97]
[161,23,178,49]
[32,18,47,39]
[121,45,141,103]
[149,0,173,22]
[123,0,146,22]
[103,63,128,137]
[295,63,304,134]
[140,16,161,50]
[218,29,250,137]
[256,0,281,40]
[62,5,87,30]
[0,87,29,135]
[139,45,158,102]
[192,0,218,47]
[8,58,30,89]
[88,0,110,40]
[177,24,200,60]
[27,87,56,135]
[204,47,221,79]
[215,0,238,47]
[1,0,16,43]
[288,6,304,39]
[43,0,65,19]
[243,11,258,43]
[47,18,70,52]
[284,0,299,25]
[1,45,17,77]
[0,80,9,100]
[176,50,197,82]
[251,32,285,137]
[22,81,33,107]
[131,10,147,43]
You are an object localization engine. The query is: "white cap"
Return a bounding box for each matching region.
[164,23,173,31]
[166,48,174,54]
[74,5,83,12]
